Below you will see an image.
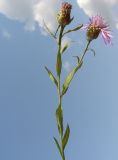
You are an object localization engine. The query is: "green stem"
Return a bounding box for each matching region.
[57,26,65,160]
[58,76,61,104]
[58,27,64,54]
[57,26,64,105]
[80,40,91,63]
[60,134,65,160]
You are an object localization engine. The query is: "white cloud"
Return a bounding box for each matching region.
[1,0,117,32]
[0,0,61,32]
[34,0,61,32]
[0,0,36,31]
[77,0,118,29]
[2,29,11,40]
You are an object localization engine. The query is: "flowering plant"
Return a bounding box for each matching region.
[45,2,112,160]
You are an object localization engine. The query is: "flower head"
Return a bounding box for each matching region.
[57,2,72,27]
[84,15,112,44]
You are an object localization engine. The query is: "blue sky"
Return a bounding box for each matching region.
[0,0,118,160]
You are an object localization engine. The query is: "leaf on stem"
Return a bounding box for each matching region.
[63,24,83,36]
[62,68,75,96]
[61,43,69,54]
[56,53,62,76]
[43,20,56,39]
[68,16,74,25]
[62,124,70,150]
[56,105,63,136]
[54,137,62,157]
[55,25,61,37]
[62,62,82,96]
[45,66,58,88]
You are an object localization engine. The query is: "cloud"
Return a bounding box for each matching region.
[0,0,61,32]
[77,0,118,29]
[34,0,61,32]
[0,0,36,31]
[1,0,117,32]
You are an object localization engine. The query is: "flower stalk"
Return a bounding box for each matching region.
[57,26,65,160]
[81,40,91,62]
[56,27,91,160]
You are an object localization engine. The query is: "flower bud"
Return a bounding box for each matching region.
[57,2,72,27]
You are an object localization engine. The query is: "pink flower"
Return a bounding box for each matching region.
[84,15,112,44]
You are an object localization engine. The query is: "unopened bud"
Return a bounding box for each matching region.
[57,2,72,27]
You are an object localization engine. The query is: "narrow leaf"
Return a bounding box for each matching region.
[54,137,62,157]
[56,105,63,135]
[43,20,56,39]
[55,25,60,37]
[61,43,69,54]
[62,125,70,150]
[70,24,83,31]
[68,16,74,24]
[63,24,83,36]
[56,53,62,76]
[62,62,82,96]
[45,66,58,87]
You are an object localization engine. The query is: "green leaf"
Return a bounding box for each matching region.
[43,20,56,39]
[61,43,69,54]
[54,137,62,157]
[68,16,74,24]
[62,125,70,150]
[55,25,61,37]
[56,105,63,135]
[56,53,62,76]
[62,68,75,96]
[62,63,81,96]
[45,66,58,87]
[70,24,83,32]
[63,24,83,36]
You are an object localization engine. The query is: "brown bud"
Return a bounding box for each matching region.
[57,2,72,27]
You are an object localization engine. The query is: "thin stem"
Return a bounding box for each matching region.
[60,134,65,160]
[58,27,64,53]
[80,40,91,63]
[57,26,65,160]
[57,26,64,105]
[58,76,61,105]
